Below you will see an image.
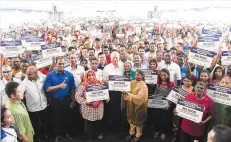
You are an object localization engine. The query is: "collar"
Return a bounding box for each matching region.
[54,69,66,75]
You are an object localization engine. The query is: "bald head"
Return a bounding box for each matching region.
[26,66,38,80]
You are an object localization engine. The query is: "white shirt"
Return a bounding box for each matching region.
[103,63,124,81]
[20,74,48,112]
[14,71,26,79]
[132,64,147,71]
[95,69,103,81]
[65,64,85,89]
[1,127,17,142]
[158,61,181,84]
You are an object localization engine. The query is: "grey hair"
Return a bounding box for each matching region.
[196,81,206,88]
[2,65,12,71]
[110,51,120,59]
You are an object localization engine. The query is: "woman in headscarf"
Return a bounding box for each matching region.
[75,70,110,141]
[124,69,148,142]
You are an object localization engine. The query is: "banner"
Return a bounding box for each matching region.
[166,86,188,104]
[188,47,217,67]
[86,84,109,102]
[141,69,158,84]
[207,84,231,106]
[201,29,222,37]
[108,75,131,92]
[148,95,168,108]
[221,51,231,65]
[22,36,45,51]
[41,43,62,58]
[176,99,204,123]
[34,58,52,69]
[197,36,220,52]
[0,40,23,57]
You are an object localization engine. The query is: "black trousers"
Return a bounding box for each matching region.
[103,91,121,132]
[84,119,101,140]
[49,95,71,137]
[180,130,204,142]
[153,108,170,134]
[28,107,52,141]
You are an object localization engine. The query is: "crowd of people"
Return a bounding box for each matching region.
[1,17,231,142]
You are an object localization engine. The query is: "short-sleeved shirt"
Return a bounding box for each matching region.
[1,126,17,142]
[44,69,76,99]
[181,93,215,137]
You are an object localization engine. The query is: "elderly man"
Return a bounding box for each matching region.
[103,51,124,132]
[20,66,52,142]
[132,53,147,71]
[207,125,231,142]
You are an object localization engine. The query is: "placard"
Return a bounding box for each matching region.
[86,84,109,102]
[221,51,231,65]
[188,47,216,67]
[166,86,188,104]
[108,75,131,92]
[0,40,23,57]
[22,36,45,50]
[148,95,168,108]
[197,36,220,52]
[34,58,52,69]
[201,29,221,37]
[176,99,204,123]
[207,84,231,106]
[41,43,62,58]
[141,69,158,84]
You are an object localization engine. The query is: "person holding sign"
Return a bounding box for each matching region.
[75,70,110,141]
[123,70,148,142]
[180,81,215,142]
[209,66,224,84]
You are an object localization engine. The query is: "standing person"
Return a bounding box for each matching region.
[5,81,34,142]
[1,106,18,142]
[11,57,21,77]
[180,81,215,142]
[103,51,124,132]
[132,53,147,71]
[20,66,52,142]
[90,58,103,81]
[124,70,148,142]
[123,61,136,80]
[15,59,30,81]
[75,70,110,142]
[98,52,107,70]
[44,58,76,142]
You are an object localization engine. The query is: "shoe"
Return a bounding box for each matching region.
[66,133,73,139]
[131,136,140,142]
[98,134,104,140]
[126,135,134,141]
[172,137,176,142]
[54,136,61,142]
[160,133,167,140]
[153,131,160,138]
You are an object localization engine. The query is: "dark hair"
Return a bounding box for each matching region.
[80,58,89,71]
[159,68,171,87]
[68,46,75,52]
[6,57,12,60]
[157,43,162,47]
[88,48,95,52]
[71,40,77,43]
[1,106,8,125]
[149,59,158,69]
[138,46,145,52]
[58,37,63,41]
[90,57,98,63]
[200,70,210,82]
[164,50,171,55]
[20,59,30,64]
[184,74,196,86]
[98,52,105,57]
[178,42,184,47]
[102,45,108,49]
[212,66,224,80]
[211,124,231,142]
[136,69,145,80]
[144,41,149,45]
[5,81,19,98]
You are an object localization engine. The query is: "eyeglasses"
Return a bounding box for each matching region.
[2,71,11,74]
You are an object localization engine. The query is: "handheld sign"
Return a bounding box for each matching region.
[34,58,52,69]
[86,84,109,103]
[188,47,216,67]
[166,86,188,104]
[207,84,231,106]
[201,29,221,37]
[108,75,131,92]
[176,99,204,123]
[41,43,62,59]
[0,40,23,57]
[141,69,158,84]
[22,36,45,51]
[197,36,220,52]
[221,51,231,66]
[148,95,168,109]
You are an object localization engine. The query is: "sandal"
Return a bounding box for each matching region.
[98,134,104,140]
[126,135,134,141]
[160,133,167,140]
[153,131,160,138]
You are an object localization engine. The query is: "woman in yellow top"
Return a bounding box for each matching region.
[123,69,148,142]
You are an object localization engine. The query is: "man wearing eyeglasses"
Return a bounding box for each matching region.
[0,65,21,106]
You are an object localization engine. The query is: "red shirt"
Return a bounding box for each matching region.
[106,55,111,64]
[181,92,215,136]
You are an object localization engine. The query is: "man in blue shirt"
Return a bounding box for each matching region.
[177,56,188,84]
[44,57,75,142]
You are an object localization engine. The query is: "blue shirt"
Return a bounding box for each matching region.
[44,70,75,99]
[98,63,107,70]
[181,64,188,83]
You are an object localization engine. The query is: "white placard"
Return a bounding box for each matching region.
[141,69,158,84]
[108,75,131,92]
[166,86,188,104]
[0,40,23,57]
[34,58,52,69]
[148,98,168,109]
[188,47,216,67]
[197,36,220,52]
[176,99,204,123]
[86,84,109,102]
[22,36,45,51]
[207,84,231,106]
[41,43,62,58]
[221,51,231,65]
